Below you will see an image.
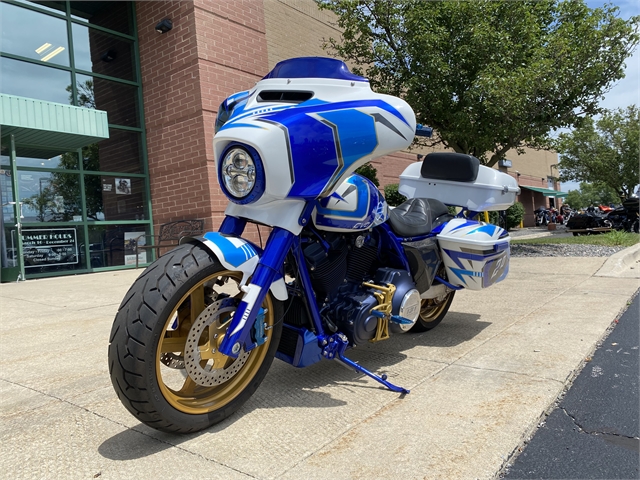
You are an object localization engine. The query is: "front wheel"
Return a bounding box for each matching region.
[410,290,456,332]
[108,242,283,433]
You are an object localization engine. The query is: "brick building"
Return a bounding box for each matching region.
[0,0,561,281]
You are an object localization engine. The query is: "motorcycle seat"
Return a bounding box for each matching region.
[389,197,452,237]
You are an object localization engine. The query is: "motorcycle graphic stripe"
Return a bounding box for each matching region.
[203,232,257,268]
[228,284,262,337]
[314,109,378,195]
[464,224,499,237]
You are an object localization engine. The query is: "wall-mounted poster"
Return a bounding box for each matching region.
[116,178,131,195]
[124,231,146,266]
[22,228,78,268]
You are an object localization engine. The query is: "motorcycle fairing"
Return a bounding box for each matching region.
[217,98,412,199]
[195,232,287,301]
[213,59,416,223]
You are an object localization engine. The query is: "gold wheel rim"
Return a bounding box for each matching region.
[419,293,452,323]
[156,271,273,415]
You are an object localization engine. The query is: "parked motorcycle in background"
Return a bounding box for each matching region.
[605,196,639,233]
[567,196,639,235]
[108,57,520,433]
[534,207,550,226]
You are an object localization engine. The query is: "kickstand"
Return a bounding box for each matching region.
[322,333,409,394]
[336,353,410,394]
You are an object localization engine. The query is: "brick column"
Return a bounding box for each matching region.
[136,0,269,235]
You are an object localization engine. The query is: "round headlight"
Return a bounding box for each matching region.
[221,148,256,198]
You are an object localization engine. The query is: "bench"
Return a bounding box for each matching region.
[135,219,205,267]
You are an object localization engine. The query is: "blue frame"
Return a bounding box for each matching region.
[215,207,431,393]
[215,209,450,357]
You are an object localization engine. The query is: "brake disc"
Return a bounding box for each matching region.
[183,299,250,387]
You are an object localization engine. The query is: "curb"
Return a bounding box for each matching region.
[595,243,640,278]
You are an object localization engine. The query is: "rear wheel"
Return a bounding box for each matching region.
[410,290,455,332]
[108,242,283,433]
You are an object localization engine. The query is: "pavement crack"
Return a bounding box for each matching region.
[451,362,565,385]
[560,406,640,443]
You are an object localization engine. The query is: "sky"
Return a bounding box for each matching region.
[560,0,640,192]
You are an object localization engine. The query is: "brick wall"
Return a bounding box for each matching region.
[136,0,269,241]
[263,0,340,67]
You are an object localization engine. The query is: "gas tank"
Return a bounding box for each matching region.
[312,174,388,232]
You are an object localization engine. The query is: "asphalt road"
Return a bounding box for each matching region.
[503,292,640,479]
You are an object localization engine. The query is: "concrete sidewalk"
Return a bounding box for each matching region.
[1,251,638,479]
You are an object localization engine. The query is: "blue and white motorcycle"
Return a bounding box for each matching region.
[108,57,520,433]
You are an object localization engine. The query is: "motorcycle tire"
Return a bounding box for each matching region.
[410,291,455,332]
[108,242,283,433]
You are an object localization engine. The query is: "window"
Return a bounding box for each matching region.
[84,129,143,174]
[72,23,135,81]
[76,74,139,127]
[0,1,151,278]
[0,56,72,104]
[0,2,69,66]
[69,1,132,35]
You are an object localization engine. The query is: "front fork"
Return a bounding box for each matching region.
[218,224,294,358]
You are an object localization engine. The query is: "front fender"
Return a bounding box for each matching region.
[187,232,288,300]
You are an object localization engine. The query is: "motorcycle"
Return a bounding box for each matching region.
[108,57,520,433]
[605,196,639,233]
[534,207,550,226]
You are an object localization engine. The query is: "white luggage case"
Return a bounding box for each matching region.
[399,158,520,212]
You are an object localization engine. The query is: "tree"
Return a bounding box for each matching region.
[318,0,639,167]
[555,106,639,201]
[383,183,406,206]
[565,182,619,209]
[355,162,380,186]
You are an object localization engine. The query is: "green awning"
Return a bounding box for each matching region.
[0,94,109,156]
[521,185,568,198]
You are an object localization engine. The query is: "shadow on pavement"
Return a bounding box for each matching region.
[98,428,181,460]
[98,312,485,460]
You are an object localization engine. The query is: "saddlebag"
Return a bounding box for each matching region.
[436,218,510,290]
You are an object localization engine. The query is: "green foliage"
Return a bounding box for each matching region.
[318,0,640,167]
[505,202,525,230]
[383,183,407,206]
[555,106,639,202]
[513,230,639,247]
[489,202,525,230]
[564,182,619,209]
[488,210,502,227]
[355,163,379,187]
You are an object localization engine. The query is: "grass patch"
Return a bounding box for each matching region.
[513,230,639,247]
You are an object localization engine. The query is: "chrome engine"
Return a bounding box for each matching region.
[297,231,422,346]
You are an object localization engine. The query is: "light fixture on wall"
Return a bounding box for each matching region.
[155,18,173,34]
[101,49,116,62]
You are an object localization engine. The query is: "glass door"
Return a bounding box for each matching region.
[1,135,25,282]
